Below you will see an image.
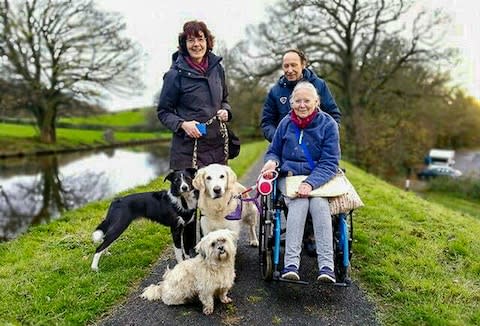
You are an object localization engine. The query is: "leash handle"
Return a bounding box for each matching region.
[257,169,279,181]
[257,169,278,196]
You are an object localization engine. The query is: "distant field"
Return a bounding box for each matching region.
[0,122,162,141]
[0,122,168,155]
[60,107,154,127]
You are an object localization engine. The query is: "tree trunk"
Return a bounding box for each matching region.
[37,103,57,144]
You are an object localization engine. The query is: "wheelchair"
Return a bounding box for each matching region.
[257,171,353,286]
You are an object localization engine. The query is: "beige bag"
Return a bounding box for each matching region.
[285,169,364,214]
[328,181,364,215]
[285,170,350,198]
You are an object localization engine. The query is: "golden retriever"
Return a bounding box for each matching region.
[192,164,259,247]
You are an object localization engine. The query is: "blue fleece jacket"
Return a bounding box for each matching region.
[264,110,340,189]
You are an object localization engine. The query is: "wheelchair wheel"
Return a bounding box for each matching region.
[259,194,273,281]
[260,247,273,281]
[333,212,353,284]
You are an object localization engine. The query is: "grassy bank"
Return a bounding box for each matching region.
[0,141,269,325]
[347,161,480,325]
[420,192,480,220]
[60,108,151,127]
[0,122,168,156]
[1,142,479,325]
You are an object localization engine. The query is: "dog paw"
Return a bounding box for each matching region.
[203,306,214,315]
[220,296,232,304]
[250,240,259,247]
[141,284,161,301]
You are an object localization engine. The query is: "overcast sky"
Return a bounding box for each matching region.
[96,0,480,111]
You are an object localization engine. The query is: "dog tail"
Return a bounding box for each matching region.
[92,230,104,244]
[140,283,163,301]
[93,209,113,243]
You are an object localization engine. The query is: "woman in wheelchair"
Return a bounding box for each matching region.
[261,81,340,283]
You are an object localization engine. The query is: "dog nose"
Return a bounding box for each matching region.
[218,245,224,253]
[213,186,221,194]
[181,185,188,192]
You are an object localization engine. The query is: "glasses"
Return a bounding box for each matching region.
[186,37,206,44]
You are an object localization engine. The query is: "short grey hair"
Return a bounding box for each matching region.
[289,81,320,106]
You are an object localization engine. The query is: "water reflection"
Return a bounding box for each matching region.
[0,144,170,241]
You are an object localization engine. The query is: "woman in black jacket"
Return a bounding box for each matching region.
[157,20,232,170]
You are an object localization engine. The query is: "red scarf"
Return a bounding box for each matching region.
[185,55,209,75]
[290,109,318,129]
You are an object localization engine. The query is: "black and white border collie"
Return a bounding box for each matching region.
[91,168,198,271]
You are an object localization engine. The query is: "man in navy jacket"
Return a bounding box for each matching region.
[260,49,341,142]
[260,49,341,257]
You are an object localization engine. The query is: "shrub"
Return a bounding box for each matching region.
[428,176,480,200]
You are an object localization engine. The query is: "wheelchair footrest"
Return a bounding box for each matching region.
[333,278,352,287]
[276,277,309,285]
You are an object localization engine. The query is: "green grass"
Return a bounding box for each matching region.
[420,192,480,220]
[427,176,480,201]
[346,161,480,325]
[0,141,269,325]
[0,122,39,138]
[0,122,168,155]
[1,142,479,325]
[60,108,152,127]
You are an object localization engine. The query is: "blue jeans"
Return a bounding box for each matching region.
[278,177,334,271]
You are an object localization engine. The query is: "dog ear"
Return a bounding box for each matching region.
[225,166,237,190]
[192,169,205,191]
[186,167,197,178]
[195,237,208,259]
[164,170,174,183]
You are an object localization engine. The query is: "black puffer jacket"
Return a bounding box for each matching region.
[157,51,232,169]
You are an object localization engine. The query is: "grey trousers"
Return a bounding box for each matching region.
[278,177,334,271]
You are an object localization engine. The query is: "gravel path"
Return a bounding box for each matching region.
[97,159,379,326]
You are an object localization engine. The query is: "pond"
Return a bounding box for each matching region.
[0,143,171,242]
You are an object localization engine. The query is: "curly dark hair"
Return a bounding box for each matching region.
[178,20,215,55]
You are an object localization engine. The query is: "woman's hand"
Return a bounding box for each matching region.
[297,182,312,197]
[181,121,202,138]
[261,160,278,178]
[216,109,228,122]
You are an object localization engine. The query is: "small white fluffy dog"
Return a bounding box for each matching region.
[193,164,259,246]
[141,229,237,315]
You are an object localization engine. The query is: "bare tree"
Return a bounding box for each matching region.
[0,0,144,143]
[231,0,455,148]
